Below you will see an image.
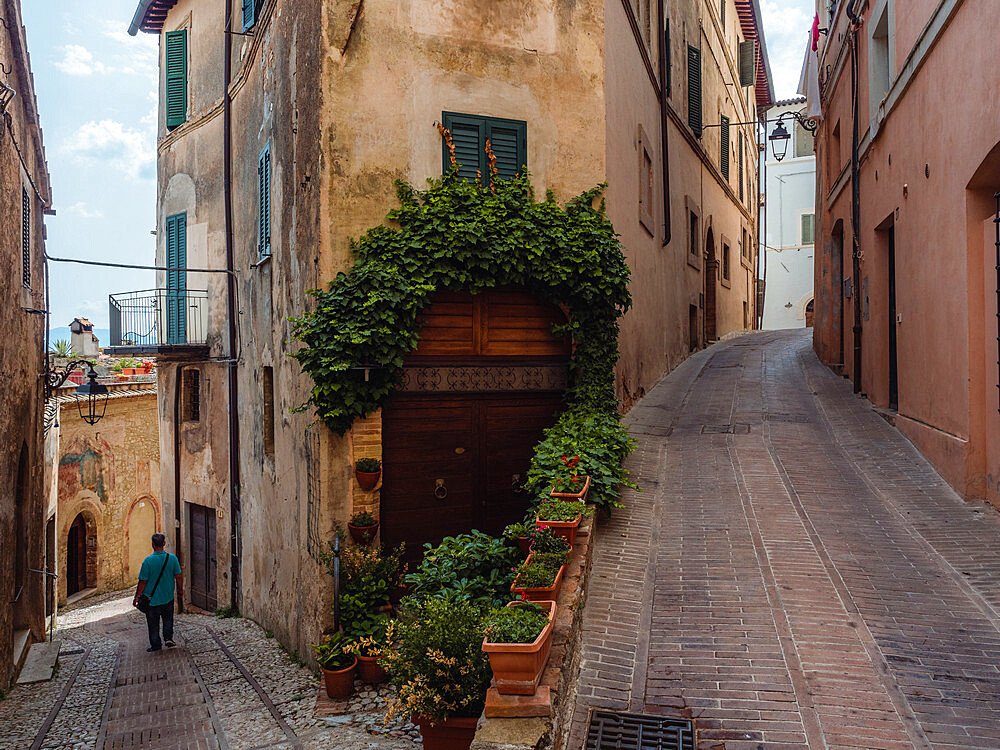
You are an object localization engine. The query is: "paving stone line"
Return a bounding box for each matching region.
[28,645,92,750]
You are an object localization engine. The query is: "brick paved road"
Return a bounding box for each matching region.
[569,330,1000,750]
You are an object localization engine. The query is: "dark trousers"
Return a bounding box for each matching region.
[145,601,174,649]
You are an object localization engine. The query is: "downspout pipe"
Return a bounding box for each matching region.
[846,0,863,393]
[657,0,671,246]
[223,1,242,610]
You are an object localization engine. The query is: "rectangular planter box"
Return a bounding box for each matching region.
[549,474,590,501]
[483,600,556,695]
[511,553,566,602]
[535,514,582,548]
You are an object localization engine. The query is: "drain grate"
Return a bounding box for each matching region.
[701,423,751,434]
[586,710,694,750]
[765,413,812,424]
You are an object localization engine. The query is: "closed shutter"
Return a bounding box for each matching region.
[739,40,756,87]
[720,0,725,31]
[442,112,527,188]
[687,46,702,137]
[165,30,188,129]
[165,213,188,344]
[258,142,271,258]
[738,131,744,201]
[242,0,256,31]
[720,115,730,180]
[22,188,30,289]
[801,213,815,245]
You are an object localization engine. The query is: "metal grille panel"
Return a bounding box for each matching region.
[586,710,694,750]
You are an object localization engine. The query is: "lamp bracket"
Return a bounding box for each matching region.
[46,359,98,396]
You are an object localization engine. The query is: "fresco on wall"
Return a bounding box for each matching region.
[58,435,114,503]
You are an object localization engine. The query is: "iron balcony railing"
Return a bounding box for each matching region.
[109,288,209,349]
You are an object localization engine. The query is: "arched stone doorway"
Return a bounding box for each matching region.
[380,289,571,557]
[66,512,97,597]
[705,227,718,342]
[126,496,159,583]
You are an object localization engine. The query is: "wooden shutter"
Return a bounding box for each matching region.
[21,188,30,289]
[258,142,271,257]
[443,113,485,183]
[687,46,702,137]
[719,0,725,31]
[485,119,527,181]
[442,112,527,188]
[242,0,256,31]
[739,40,756,87]
[165,213,188,344]
[165,30,187,129]
[738,131,745,201]
[720,115,730,180]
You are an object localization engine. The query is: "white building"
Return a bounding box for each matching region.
[762,97,815,329]
[69,317,101,357]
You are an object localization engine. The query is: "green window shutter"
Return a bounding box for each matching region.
[165,30,188,129]
[720,0,725,31]
[485,119,527,181]
[720,115,730,180]
[801,213,815,245]
[258,142,271,258]
[22,188,30,289]
[442,112,527,188]
[738,131,745,201]
[242,0,256,31]
[739,40,756,87]
[687,46,702,138]
[165,213,188,344]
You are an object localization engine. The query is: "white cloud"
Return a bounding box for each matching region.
[760,0,814,101]
[65,202,105,219]
[54,44,108,76]
[62,120,155,182]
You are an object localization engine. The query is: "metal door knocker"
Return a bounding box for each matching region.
[511,473,527,494]
[434,479,448,500]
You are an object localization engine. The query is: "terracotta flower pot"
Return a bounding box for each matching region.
[483,601,556,695]
[412,714,480,750]
[550,474,591,501]
[511,553,566,603]
[348,521,379,544]
[355,468,381,491]
[356,653,388,684]
[535,514,582,547]
[321,657,357,700]
[516,536,532,557]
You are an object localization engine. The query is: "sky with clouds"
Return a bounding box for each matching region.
[21,1,157,336]
[23,0,810,336]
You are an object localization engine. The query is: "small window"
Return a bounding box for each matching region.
[242,0,258,32]
[689,210,699,256]
[165,29,188,130]
[687,46,702,137]
[722,243,731,280]
[182,368,200,422]
[638,126,654,235]
[258,142,272,258]
[262,366,275,459]
[738,131,745,202]
[720,115,730,180]
[801,213,816,245]
[795,121,815,157]
[22,188,30,289]
[441,112,527,189]
[741,227,749,259]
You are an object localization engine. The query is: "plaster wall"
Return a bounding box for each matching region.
[814,0,1000,504]
[0,0,50,690]
[56,392,162,604]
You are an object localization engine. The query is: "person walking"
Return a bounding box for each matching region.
[133,533,183,652]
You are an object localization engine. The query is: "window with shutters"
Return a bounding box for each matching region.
[739,40,756,88]
[441,112,527,190]
[165,29,188,130]
[687,46,702,137]
[262,366,275,459]
[738,131,745,202]
[638,125,654,235]
[165,212,188,345]
[22,188,30,289]
[720,115,730,181]
[800,213,816,245]
[258,141,271,258]
[794,120,815,157]
[722,242,731,283]
[719,0,725,33]
[242,0,258,32]
[182,368,201,422]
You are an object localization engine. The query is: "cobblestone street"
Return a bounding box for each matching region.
[0,592,418,750]
[571,330,1000,749]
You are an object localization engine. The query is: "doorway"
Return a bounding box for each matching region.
[888,226,898,410]
[66,514,89,596]
[380,289,571,557]
[831,220,845,365]
[705,228,718,342]
[188,504,217,611]
[128,499,158,582]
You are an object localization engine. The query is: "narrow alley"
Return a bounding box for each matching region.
[571,330,1000,749]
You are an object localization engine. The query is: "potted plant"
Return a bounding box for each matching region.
[379,597,491,750]
[482,600,556,695]
[312,632,357,700]
[510,551,568,602]
[349,622,390,684]
[535,498,588,547]
[549,455,591,501]
[502,520,534,557]
[347,510,379,544]
[355,457,382,492]
[528,525,571,558]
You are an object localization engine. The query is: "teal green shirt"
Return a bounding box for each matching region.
[138,551,181,607]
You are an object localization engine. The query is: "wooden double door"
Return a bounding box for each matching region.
[188,503,217,611]
[380,289,570,557]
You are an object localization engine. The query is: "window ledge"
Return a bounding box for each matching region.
[252,254,271,270]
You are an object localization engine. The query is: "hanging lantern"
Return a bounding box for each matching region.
[75,366,109,425]
[769,120,791,162]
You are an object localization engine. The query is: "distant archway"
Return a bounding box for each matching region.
[126,495,160,582]
[705,227,718,342]
[66,512,97,596]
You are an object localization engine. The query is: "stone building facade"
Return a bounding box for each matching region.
[53,385,162,605]
[127,0,771,662]
[812,0,1000,506]
[0,0,52,691]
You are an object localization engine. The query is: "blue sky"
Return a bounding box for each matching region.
[22,1,157,337]
[24,0,809,338]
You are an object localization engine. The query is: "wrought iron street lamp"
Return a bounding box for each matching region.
[768,110,817,162]
[47,360,110,426]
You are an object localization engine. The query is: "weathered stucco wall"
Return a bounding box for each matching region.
[814,0,1000,505]
[0,0,51,691]
[57,390,162,604]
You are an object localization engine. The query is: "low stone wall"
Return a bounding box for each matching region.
[471,514,598,750]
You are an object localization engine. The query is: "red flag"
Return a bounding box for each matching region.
[812,13,820,51]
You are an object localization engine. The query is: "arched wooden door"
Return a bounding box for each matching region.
[381,289,571,557]
[66,514,89,596]
[705,228,718,342]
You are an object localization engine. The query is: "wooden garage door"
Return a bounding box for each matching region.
[381,289,570,557]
